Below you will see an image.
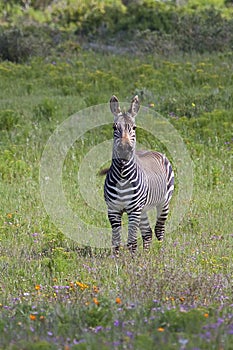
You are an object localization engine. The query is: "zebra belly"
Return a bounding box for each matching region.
[143,175,167,211]
[104,180,147,212]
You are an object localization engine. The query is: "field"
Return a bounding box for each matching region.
[0,1,233,349]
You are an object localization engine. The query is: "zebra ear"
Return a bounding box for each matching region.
[128,95,140,118]
[110,95,121,117]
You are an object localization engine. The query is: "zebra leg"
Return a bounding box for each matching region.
[127,211,141,254]
[155,202,169,241]
[139,212,152,250]
[108,209,122,256]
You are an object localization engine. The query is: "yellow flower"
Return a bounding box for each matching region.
[7,213,12,219]
[204,313,209,318]
[192,102,196,107]
[35,285,41,291]
[76,281,89,290]
[157,327,165,332]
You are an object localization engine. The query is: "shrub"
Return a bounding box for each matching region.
[0,109,19,131]
[0,26,57,63]
[33,98,58,121]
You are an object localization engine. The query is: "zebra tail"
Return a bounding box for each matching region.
[99,168,110,176]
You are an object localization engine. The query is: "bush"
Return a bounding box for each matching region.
[0,109,19,131]
[33,99,58,122]
[0,26,57,63]
[0,28,31,63]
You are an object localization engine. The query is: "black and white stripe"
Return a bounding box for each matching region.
[103,95,174,254]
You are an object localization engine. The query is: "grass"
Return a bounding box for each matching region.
[0,46,233,349]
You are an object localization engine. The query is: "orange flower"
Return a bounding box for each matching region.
[93,297,99,305]
[204,313,209,318]
[115,297,122,304]
[157,327,165,332]
[93,285,99,293]
[35,285,41,291]
[30,314,36,321]
[39,316,45,321]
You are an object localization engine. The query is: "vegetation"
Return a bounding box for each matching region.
[0,0,233,349]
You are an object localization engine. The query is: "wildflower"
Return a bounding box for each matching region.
[149,103,155,107]
[30,314,36,321]
[204,313,209,318]
[192,102,196,107]
[116,297,122,304]
[7,213,12,219]
[179,297,185,302]
[93,297,99,305]
[94,326,103,333]
[93,285,99,293]
[114,320,120,327]
[76,281,89,290]
[39,316,45,321]
[157,327,165,332]
[35,285,41,291]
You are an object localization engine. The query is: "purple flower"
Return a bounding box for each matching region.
[94,326,103,333]
[73,339,85,345]
[32,233,39,237]
[53,285,69,290]
[126,331,134,339]
[114,320,120,327]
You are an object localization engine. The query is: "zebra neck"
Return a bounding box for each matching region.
[112,156,136,178]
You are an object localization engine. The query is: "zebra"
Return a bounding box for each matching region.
[102,95,174,255]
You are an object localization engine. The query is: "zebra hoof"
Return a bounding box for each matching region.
[113,247,120,257]
[127,243,137,256]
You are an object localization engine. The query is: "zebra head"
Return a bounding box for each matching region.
[110,95,140,161]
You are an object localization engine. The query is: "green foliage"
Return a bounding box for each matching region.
[1,0,233,61]
[0,109,19,131]
[0,147,32,182]
[0,26,56,63]
[10,340,56,350]
[33,98,58,121]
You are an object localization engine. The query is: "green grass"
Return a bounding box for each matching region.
[0,47,233,349]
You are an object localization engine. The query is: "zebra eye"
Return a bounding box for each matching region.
[113,123,118,130]
[133,125,137,130]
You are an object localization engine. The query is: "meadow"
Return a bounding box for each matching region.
[0,1,233,349]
